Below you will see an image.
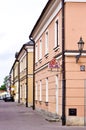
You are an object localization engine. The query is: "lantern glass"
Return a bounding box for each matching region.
[77,37,84,51]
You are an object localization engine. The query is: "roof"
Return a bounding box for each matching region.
[15,41,34,59]
[9,41,33,74]
[29,0,52,38]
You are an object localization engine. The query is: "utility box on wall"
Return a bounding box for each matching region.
[69,108,77,116]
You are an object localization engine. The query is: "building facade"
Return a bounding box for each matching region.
[29,0,86,126]
[10,41,33,107]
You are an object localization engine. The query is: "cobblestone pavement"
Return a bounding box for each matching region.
[0,100,86,130]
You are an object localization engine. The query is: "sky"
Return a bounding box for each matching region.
[0,0,48,86]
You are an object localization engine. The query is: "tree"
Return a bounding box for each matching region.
[3,76,9,86]
[0,76,8,91]
[0,84,6,91]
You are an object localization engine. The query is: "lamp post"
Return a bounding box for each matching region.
[76,37,85,63]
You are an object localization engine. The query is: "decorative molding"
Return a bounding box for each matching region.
[35,54,62,73]
[19,52,26,62]
[65,52,86,56]
[33,0,86,42]
[35,50,86,73]
[35,1,62,42]
[28,74,33,78]
[65,0,86,2]
[27,48,33,52]
[35,64,48,74]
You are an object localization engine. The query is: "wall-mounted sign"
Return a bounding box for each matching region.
[80,65,85,71]
[48,58,60,69]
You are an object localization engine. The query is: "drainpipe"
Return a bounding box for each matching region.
[17,60,20,103]
[62,0,66,125]
[13,68,15,96]
[24,47,28,107]
[29,36,35,110]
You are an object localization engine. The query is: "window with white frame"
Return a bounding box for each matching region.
[45,31,49,55]
[20,61,22,72]
[39,80,42,101]
[39,39,42,60]
[24,84,26,99]
[20,85,22,99]
[23,56,26,70]
[45,78,48,102]
[35,82,38,100]
[55,19,59,48]
[35,44,38,63]
[20,53,26,72]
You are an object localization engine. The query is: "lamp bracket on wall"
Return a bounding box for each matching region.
[76,51,82,63]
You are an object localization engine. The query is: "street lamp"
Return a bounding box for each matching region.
[76,37,85,63]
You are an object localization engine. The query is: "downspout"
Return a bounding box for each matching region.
[62,0,66,125]
[13,68,14,87]
[24,48,28,107]
[9,73,11,96]
[29,36,35,110]
[13,68,15,96]
[18,60,20,103]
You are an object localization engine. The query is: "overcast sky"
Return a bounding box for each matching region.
[0,0,48,86]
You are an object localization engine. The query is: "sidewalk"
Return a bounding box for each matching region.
[16,102,86,130]
[0,100,86,130]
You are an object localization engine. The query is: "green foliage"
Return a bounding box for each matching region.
[0,84,6,91]
[0,76,8,91]
[3,76,8,85]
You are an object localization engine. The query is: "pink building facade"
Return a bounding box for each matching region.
[29,0,86,126]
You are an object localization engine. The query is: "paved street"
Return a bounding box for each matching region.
[0,100,86,130]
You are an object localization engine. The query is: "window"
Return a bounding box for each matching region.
[20,56,26,72]
[24,84,26,99]
[20,85,22,99]
[35,82,38,100]
[23,56,26,70]
[35,44,38,63]
[45,78,48,102]
[20,61,22,72]
[45,31,49,55]
[39,39,42,60]
[55,19,59,48]
[39,80,42,101]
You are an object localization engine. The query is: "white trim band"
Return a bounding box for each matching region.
[65,52,86,56]
[65,0,86,2]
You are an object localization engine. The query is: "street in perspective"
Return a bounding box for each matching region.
[0,100,86,130]
[1,0,86,129]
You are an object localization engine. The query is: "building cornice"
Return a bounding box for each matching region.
[35,54,62,74]
[30,0,61,42]
[65,0,86,2]
[65,50,86,56]
[35,50,86,73]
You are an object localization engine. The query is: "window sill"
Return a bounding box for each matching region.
[39,101,42,104]
[45,101,48,106]
[35,62,38,66]
[44,53,49,58]
[39,59,42,63]
[53,46,60,52]
[35,100,38,104]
